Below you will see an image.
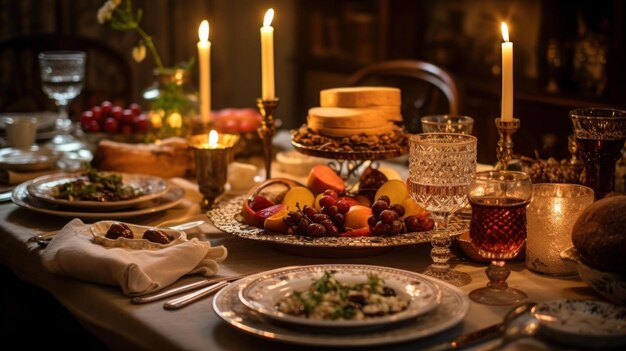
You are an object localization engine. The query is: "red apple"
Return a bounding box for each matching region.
[250,195,275,211]
[254,204,287,225]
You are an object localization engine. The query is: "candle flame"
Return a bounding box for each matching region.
[209,130,218,147]
[501,22,510,42]
[199,20,209,42]
[263,8,274,27]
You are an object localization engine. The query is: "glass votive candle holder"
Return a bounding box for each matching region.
[188,130,239,209]
[525,183,594,275]
[420,115,474,134]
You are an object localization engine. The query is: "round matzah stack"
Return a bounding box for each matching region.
[320,87,401,108]
[307,107,395,137]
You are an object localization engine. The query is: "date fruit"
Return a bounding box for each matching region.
[142,229,171,244]
[105,222,133,240]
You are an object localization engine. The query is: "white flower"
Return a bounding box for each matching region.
[97,1,120,24]
[132,44,146,63]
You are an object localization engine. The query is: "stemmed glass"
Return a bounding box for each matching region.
[38,51,86,152]
[420,115,474,134]
[409,133,477,286]
[468,171,532,305]
[569,108,626,200]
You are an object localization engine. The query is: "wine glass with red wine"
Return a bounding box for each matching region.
[569,108,626,200]
[468,170,532,305]
[409,133,477,287]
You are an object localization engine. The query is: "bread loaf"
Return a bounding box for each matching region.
[92,137,194,178]
[571,195,626,275]
[320,87,401,108]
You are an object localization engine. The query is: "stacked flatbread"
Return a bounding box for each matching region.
[307,87,402,137]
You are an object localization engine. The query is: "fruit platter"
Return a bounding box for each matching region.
[208,165,468,257]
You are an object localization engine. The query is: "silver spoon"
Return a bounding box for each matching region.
[484,302,540,351]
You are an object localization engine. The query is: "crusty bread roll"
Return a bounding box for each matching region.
[571,195,626,275]
[92,137,194,178]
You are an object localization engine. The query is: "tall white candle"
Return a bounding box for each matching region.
[260,9,275,100]
[501,22,513,121]
[198,20,211,126]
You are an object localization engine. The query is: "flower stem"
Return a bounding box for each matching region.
[135,26,163,69]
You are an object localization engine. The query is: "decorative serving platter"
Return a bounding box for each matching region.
[207,196,468,257]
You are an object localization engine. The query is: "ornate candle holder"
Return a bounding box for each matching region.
[494,117,520,170]
[256,97,279,180]
[188,132,240,209]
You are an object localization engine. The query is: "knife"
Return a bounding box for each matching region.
[131,272,254,304]
[163,281,230,310]
[0,191,13,203]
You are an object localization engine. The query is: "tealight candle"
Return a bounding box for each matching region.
[188,131,239,209]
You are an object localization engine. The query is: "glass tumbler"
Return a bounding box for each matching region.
[421,115,474,134]
[526,183,594,275]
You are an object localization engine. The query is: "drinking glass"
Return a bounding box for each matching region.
[38,51,86,152]
[569,108,626,200]
[420,115,474,134]
[468,171,532,305]
[409,133,477,286]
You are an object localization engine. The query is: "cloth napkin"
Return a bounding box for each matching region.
[41,219,228,296]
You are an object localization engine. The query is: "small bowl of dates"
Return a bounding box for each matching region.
[91,220,186,249]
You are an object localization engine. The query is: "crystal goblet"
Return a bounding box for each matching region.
[569,108,626,200]
[420,115,474,134]
[409,133,476,286]
[468,171,532,305]
[38,51,86,152]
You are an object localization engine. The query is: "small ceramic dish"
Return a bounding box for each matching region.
[90,220,187,250]
[560,247,626,306]
[532,299,626,348]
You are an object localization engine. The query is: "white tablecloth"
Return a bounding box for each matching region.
[0,182,599,351]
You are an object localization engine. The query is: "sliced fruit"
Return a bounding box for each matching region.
[378,166,402,180]
[344,205,372,230]
[337,196,360,208]
[401,197,427,219]
[374,179,410,206]
[253,204,287,228]
[314,193,324,211]
[282,186,314,211]
[306,165,345,195]
[340,227,372,237]
[354,195,372,207]
[250,195,275,212]
[264,209,289,233]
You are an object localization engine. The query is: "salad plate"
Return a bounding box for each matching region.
[238,264,440,330]
[26,171,170,211]
[213,266,469,347]
[12,181,184,220]
[207,195,468,258]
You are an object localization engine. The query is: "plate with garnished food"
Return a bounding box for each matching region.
[26,169,170,211]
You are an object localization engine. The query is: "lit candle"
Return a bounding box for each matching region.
[260,9,275,100]
[198,20,211,126]
[208,129,219,148]
[501,22,513,121]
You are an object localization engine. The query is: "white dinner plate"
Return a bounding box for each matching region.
[533,300,626,348]
[238,264,440,330]
[0,147,61,172]
[26,172,170,211]
[213,266,470,347]
[11,180,184,220]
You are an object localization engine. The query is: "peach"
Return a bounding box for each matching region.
[253,204,287,228]
[282,186,315,211]
[401,197,427,219]
[306,165,345,195]
[344,205,372,230]
[264,209,289,233]
[374,179,409,206]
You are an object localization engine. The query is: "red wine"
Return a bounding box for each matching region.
[576,137,626,200]
[469,197,529,260]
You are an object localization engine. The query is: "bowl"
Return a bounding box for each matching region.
[561,247,626,306]
[90,220,187,250]
[275,150,328,177]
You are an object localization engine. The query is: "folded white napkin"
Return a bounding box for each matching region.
[41,219,228,296]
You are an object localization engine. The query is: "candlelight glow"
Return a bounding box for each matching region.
[263,8,274,27]
[209,130,219,147]
[199,20,209,42]
[501,22,509,42]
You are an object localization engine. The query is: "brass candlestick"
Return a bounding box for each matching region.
[256,97,279,180]
[495,117,520,170]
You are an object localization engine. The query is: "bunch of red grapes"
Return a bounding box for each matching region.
[368,195,434,236]
[80,101,150,134]
[283,190,349,237]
